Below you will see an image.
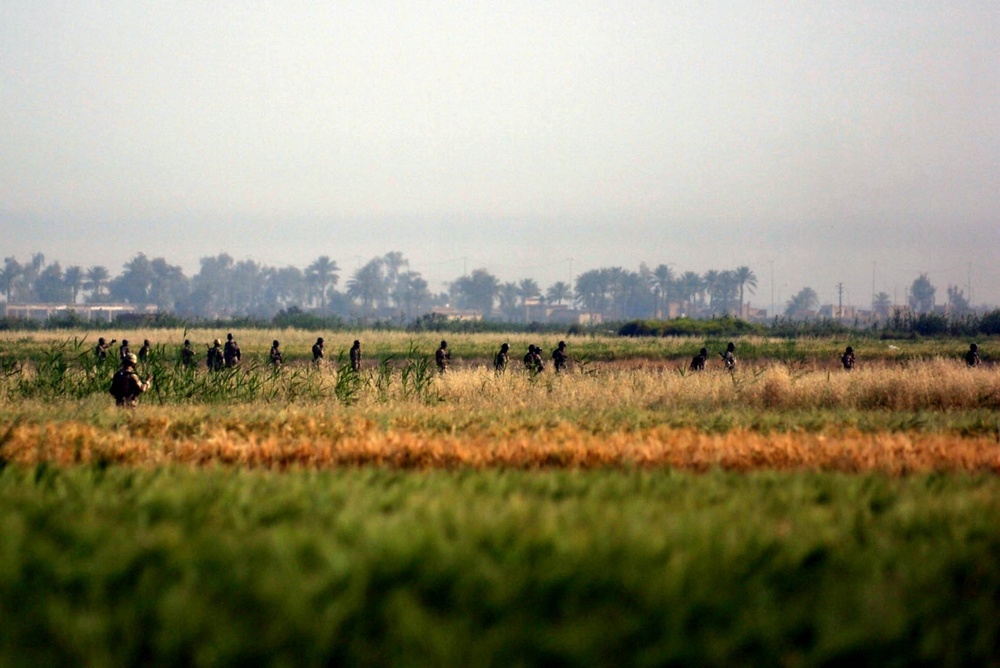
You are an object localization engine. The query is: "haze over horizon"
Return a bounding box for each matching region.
[3,2,998,310]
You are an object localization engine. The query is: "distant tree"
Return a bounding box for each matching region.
[149,258,188,311]
[392,270,430,320]
[518,278,541,322]
[305,256,340,310]
[873,291,892,319]
[347,258,387,318]
[109,253,156,304]
[546,281,572,306]
[651,264,674,317]
[734,266,758,315]
[499,282,521,321]
[35,263,70,303]
[382,251,408,307]
[908,273,936,314]
[451,268,500,318]
[575,269,610,314]
[84,265,110,302]
[785,287,819,317]
[188,253,236,316]
[63,265,83,304]
[0,257,22,303]
[946,285,969,315]
[676,271,705,312]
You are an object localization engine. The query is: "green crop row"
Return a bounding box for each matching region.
[1,466,997,666]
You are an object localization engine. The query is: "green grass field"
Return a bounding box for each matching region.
[1,467,998,666]
[1,330,999,665]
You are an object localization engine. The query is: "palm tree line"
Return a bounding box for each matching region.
[1,251,762,322]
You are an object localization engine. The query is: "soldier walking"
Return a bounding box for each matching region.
[494,343,510,374]
[180,339,196,368]
[312,337,325,364]
[207,339,224,371]
[965,343,981,367]
[435,340,450,373]
[109,353,151,407]
[138,339,152,362]
[223,333,241,368]
[841,346,856,370]
[720,341,737,372]
[552,341,568,373]
[689,347,708,372]
[269,340,284,367]
[350,340,362,372]
[94,337,116,363]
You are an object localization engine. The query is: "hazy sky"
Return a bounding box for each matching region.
[2,1,998,309]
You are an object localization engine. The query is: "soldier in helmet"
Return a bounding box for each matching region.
[180,339,196,368]
[965,343,981,368]
[435,340,450,373]
[109,353,151,407]
[349,340,362,372]
[312,337,325,364]
[524,345,544,374]
[206,339,224,371]
[269,340,284,367]
[841,345,856,370]
[223,333,242,368]
[94,336,117,363]
[118,339,131,364]
[138,339,152,363]
[689,347,708,372]
[720,341,736,372]
[494,343,510,374]
[552,341,568,373]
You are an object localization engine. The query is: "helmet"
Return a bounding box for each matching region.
[971,343,979,351]
[125,353,138,365]
[846,346,854,354]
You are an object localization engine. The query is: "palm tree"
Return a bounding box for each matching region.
[651,264,673,318]
[347,258,386,318]
[676,271,705,314]
[0,257,22,303]
[546,281,572,306]
[305,256,340,309]
[63,266,84,304]
[382,251,408,306]
[734,266,758,316]
[499,282,521,321]
[518,278,541,322]
[84,266,110,302]
[873,292,892,319]
[451,268,500,318]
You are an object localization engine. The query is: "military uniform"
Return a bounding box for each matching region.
[841,346,856,370]
[312,338,325,363]
[494,344,510,373]
[965,344,981,367]
[223,334,241,368]
[435,341,450,373]
[689,347,708,372]
[138,339,151,362]
[181,340,196,367]
[721,342,736,372]
[552,342,568,373]
[269,340,284,367]
[109,354,149,407]
[207,340,224,371]
[350,340,362,372]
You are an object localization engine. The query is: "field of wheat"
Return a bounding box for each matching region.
[2,331,998,472]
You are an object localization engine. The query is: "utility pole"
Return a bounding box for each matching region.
[837,282,844,320]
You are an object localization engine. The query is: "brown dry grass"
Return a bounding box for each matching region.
[4,417,999,474]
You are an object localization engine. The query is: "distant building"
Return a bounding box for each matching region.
[1,302,157,323]
[430,306,483,322]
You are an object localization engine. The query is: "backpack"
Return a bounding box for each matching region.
[109,370,129,399]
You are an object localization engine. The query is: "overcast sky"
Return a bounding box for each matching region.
[2,1,998,309]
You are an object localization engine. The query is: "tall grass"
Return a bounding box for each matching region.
[1,466,998,666]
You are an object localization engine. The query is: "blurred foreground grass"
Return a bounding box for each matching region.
[1,466,998,666]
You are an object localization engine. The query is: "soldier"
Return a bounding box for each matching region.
[109,353,151,407]
[223,333,241,368]
[207,339,224,371]
[841,346,856,370]
[552,341,568,373]
[494,343,510,374]
[965,343,981,368]
[94,337,116,362]
[138,339,152,362]
[435,340,450,373]
[524,345,544,374]
[269,340,284,367]
[720,341,736,372]
[118,339,131,364]
[312,337,325,364]
[350,340,362,372]
[180,339,196,368]
[689,347,708,372]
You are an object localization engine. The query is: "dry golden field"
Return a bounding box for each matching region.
[2,345,998,472]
